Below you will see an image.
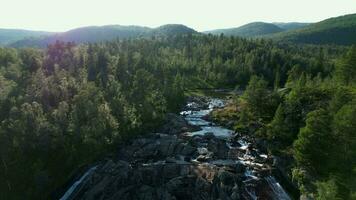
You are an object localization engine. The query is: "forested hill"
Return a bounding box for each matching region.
[205,22,284,37]
[149,24,197,36]
[272,22,311,31]
[272,13,356,45]
[4,13,356,47]
[0,29,53,45]
[8,24,197,48]
[205,13,356,45]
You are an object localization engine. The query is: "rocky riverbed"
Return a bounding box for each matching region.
[59,96,291,200]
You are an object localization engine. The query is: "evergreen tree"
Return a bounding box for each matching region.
[315,179,340,200]
[294,109,333,175]
[335,46,356,85]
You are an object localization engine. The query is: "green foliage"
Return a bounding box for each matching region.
[1,102,55,198]
[0,74,16,101]
[242,76,280,121]
[291,168,308,193]
[0,38,188,199]
[294,109,333,175]
[211,40,356,198]
[335,46,356,85]
[70,83,119,153]
[328,86,354,113]
[0,33,353,199]
[267,104,291,143]
[268,75,331,148]
[332,101,356,192]
[315,179,340,200]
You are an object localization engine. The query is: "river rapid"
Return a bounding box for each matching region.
[58,96,292,200]
[181,97,291,200]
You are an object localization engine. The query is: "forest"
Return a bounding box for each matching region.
[211,44,356,199]
[0,34,355,199]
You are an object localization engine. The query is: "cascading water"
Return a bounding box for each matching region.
[59,97,292,200]
[60,166,98,200]
[181,98,292,200]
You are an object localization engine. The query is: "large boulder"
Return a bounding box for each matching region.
[208,138,229,159]
[175,143,196,156]
[165,176,195,198]
[133,142,159,159]
[160,113,200,135]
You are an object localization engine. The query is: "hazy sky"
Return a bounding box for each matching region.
[1,0,356,32]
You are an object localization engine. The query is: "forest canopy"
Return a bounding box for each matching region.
[0,34,354,199]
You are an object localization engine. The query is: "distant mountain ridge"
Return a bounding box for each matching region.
[205,22,312,37]
[271,13,356,45]
[272,22,311,31]
[150,24,197,36]
[205,22,285,37]
[9,24,197,48]
[0,29,53,45]
[205,13,356,45]
[3,13,356,47]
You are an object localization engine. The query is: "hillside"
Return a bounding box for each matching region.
[149,24,197,36]
[6,13,356,47]
[205,22,284,37]
[9,24,197,48]
[273,22,311,30]
[0,29,53,45]
[272,13,356,45]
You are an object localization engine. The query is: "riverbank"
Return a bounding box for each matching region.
[208,97,300,199]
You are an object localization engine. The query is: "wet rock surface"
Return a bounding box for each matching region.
[60,97,291,200]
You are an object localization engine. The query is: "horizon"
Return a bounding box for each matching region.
[0,21,317,33]
[1,0,356,32]
[0,15,351,33]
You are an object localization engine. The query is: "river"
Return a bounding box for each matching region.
[181,98,291,200]
[59,96,292,200]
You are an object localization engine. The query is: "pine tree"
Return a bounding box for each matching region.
[335,46,356,85]
[293,109,333,175]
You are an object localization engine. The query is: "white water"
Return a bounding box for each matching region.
[183,99,233,138]
[189,126,234,138]
[265,176,292,200]
[182,98,292,200]
[60,98,291,200]
[60,165,97,200]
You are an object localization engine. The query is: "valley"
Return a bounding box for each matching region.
[0,8,356,200]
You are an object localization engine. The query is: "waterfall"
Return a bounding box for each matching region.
[265,176,291,200]
[60,165,98,200]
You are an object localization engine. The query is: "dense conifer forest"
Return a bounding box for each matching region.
[0,33,355,199]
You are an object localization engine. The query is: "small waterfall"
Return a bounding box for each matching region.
[183,97,292,200]
[265,176,291,200]
[60,165,98,200]
[60,97,292,200]
[245,188,258,200]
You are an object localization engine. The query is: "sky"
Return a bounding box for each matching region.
[1,0,356,32]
